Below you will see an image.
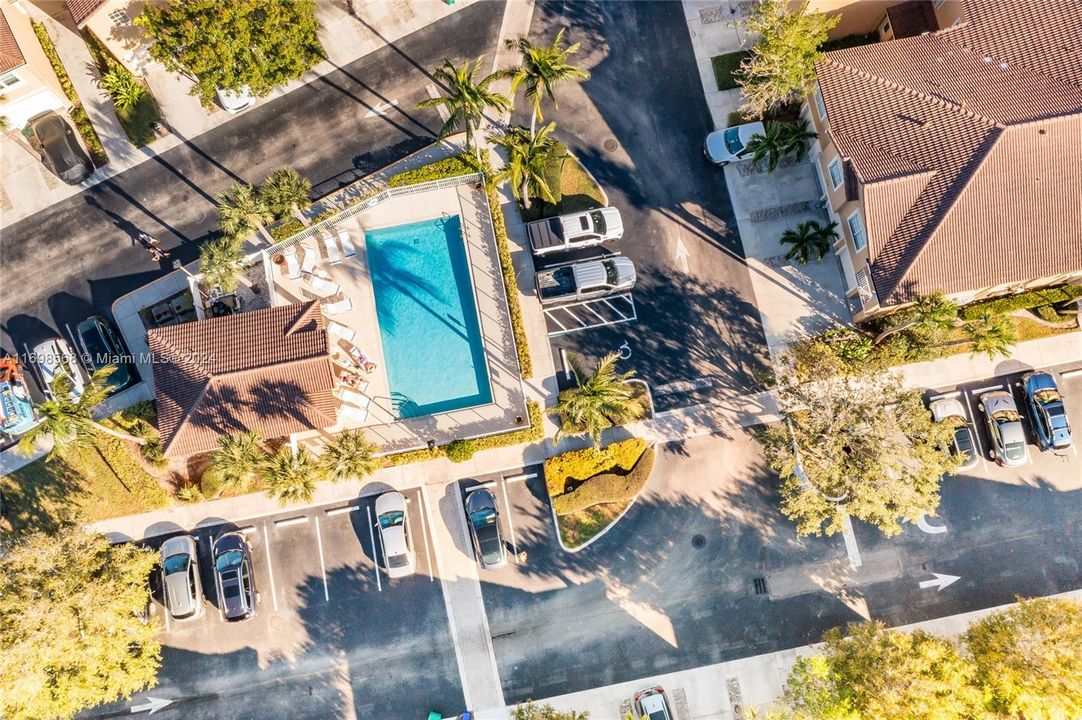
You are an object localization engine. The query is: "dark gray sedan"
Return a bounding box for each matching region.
[212,532,257,621]
[28,111,92,184]
[465,488,506,570]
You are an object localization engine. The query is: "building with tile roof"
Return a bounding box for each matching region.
[805,0,1082,320]
[64,0,150,74]
[148,301,338,457]
[0,1,68,129]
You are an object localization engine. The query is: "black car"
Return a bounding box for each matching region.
[212,532,257,621]
[29,112,92,184]
[75,316,132,392]
[465,488,506,569]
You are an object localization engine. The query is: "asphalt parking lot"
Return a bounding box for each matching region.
[119,489,465,720]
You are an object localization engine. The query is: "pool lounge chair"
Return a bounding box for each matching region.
[338,230,356,258]
[339,403,369,424]
[327,320,356,343]
[282,248,301,279]
[300,244,317,274]
[336,388,372,408]
[321,233,342,264]
[321,296,353,316]
[302,271,340,296]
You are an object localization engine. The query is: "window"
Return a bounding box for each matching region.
[827,158,843,189]
[933,0,946,7]
[0,72,21,90]
[847,209,867,251]
[813,80,827,119]
[108,8,130,26]
[879,17,892,36]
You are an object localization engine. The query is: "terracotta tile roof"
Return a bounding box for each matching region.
[816,0,1082,305]
[65,0,107,27]
[885,0,938,40]
[0,8,25,75]
[148,302,338,457]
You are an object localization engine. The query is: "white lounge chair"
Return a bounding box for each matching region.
[321,296,353,316]
[338,230,356,258]
[326,320,356,343]
[302,271,340,295]
[282,248,301,280]
[339,404,369,424]
[321,233,342,264]
[337,388,372,408]
[300,244,317,274]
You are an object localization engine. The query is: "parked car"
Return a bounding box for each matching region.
[633,686,672,720]
[465,488,506,569]
[160,535,205,620]
[929,397,978,472]
[0,354,37,437]
[1021,371,1073,452]
[216,86,255,113]
[977,390,1029,467]
[75,316,132,392]
[30,337,85,400]
[375,491,416,578]
[28,111,92,184]
[535,256,636,306]
[704,120,765,165]
[212,532,257,621]
[526,207,624,256]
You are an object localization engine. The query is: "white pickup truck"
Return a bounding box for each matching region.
[526,207,624,256]
[534,256,637,306]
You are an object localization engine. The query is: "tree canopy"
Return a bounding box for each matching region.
[0,529,160,720]
[512,701,589,720]
[137,0,323,106]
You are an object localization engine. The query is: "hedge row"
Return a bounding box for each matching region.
[960,284,1082,319]
[544,438,647,498]
[381,401,543,467]
[387,154,477,188]
[552,447,655,516]
[484,179,534,379]
[31,22,109,166]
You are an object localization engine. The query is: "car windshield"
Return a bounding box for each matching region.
[1005,442,1026,460]
[724,126,743,154]
[604,260,619,286]
[954,428,973,455]
[215,549,245,572]
[648,712,668,720]
[589,210,606,233]
[79,329,111,362]
[163,553,189,575]
[471,507,497,527]
[379,510,404,529]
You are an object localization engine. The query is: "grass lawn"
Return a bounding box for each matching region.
[523,150,606,222]
[934,317,1077,358]
[711,50,750,91]
[80,29,162,147]
[558,501,628,548]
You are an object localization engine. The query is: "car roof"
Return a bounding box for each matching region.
[381,522,409,558]
[1000,420,1025,445]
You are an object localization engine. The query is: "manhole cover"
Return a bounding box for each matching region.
[603,138,619,152]
[692,534,706,548]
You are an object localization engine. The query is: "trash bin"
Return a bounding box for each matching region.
[427,713,441,720]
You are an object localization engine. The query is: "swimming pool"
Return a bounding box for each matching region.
[365,215,493,418]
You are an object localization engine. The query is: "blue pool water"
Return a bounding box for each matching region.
[365,216,492,418]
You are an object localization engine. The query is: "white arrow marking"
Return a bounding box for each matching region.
[131,697,173,715]
[674,237,690,273]
[915,513,947,534]
[919,573,960,591]
[363,99,399,118]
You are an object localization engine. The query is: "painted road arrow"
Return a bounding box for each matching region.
[131,697,173,715]
[674,237,690,273]
[915,513,948,534]
[363,100,399,118]
[919,573,960,591]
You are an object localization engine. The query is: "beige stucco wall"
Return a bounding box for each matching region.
[807,0,892,38]
[0,1,66,109]
[81,0,150,75]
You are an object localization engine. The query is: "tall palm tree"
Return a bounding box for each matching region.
[217,182,274,244]
[505,29,590,136]
[263,446,322,505]
[318,430,380,483]
[205,432,266,497]
[965,311,1018,359]
[261,168,312,225]
[416,57,511,163]
[779,220,838,265]
[18,366,146,457]
[738,120,817,171]
[488,122,558,210]
[875,292,960,344]
[198,236,247,292]
[549,352,646,448]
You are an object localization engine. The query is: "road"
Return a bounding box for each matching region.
[0,2,505,355]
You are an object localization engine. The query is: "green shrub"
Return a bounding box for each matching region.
[387,154,477,187]
[445,439,476,463]
[1032,304,1075,323]
[381,402,543,467]
[552,447,655,516]
[100,68,145,110]
[176,484,203,503]
[960,285,1082,319]
[485,181,533,379]
[544,438,647,498]
[728,109,758,127]
[712,50,751,91]
[270,217,305,242]
[140,439,167,468]
[819,32,878,52]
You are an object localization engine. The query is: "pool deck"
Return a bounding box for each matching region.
[265,180,528,453]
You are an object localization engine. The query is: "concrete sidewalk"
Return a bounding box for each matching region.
[682,0,754,131]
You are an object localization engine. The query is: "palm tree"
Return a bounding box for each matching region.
[549,352,646,448]
[738,120,817,171]
[965,311,1018,359]
[318,429,380,483]
[505,29,590,136]
[874,292,960,344]
[488,123,558,210]
[198,236,247,292]
[779,220,838,265]
[261,168,312,225]
[18,366,146,457]
[416,57,511,163]
[217,182,274,244]
[205,432,266,497]
[263,446,322,505]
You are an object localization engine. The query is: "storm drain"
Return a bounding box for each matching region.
[603,138,619,152]
[753,577,768,595]
[692,534,706,548]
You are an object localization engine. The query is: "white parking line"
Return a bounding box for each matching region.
[499,478,519,562]
[504,472,536,484]
[470,480,498,490]
[973,383,1006,395]
[416,490,435,581]
[325,505,359,516]
[365,504,382,592]
[841,513,862,568]
[240,525,257,535]
[929,390,961,400]
[962,389,990,472]
[1061,368,1082,379]
[274,516,309,528]
[162,604,171,633]
[314,516,329,603]
[262,525,279,612]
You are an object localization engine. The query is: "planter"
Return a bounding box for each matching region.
[271,253,285,266]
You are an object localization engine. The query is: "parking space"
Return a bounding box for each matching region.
[139,489,464,720]
[544,293,637,338]
[456,467,549,573]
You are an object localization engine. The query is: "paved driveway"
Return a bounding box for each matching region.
[518,1,770,411]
